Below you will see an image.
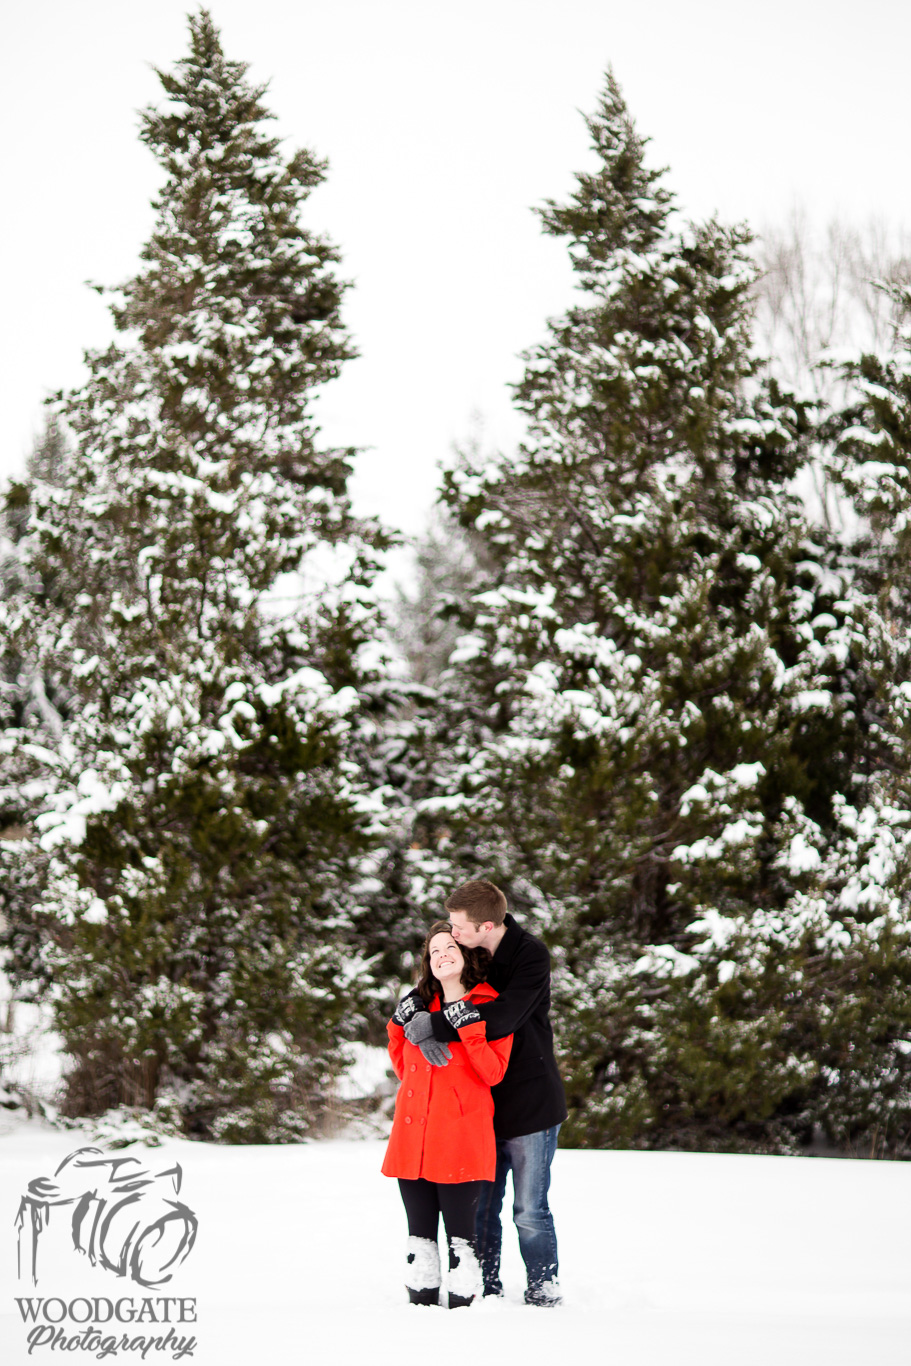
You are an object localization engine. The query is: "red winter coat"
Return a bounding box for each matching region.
[382,982,513,1183]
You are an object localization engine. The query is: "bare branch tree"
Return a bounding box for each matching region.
[753,208,911,529]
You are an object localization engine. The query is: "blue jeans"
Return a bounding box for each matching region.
[476,1124,560,1299]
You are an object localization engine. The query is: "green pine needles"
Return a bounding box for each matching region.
[4,28,911,1154]
[405,72,911,1154]
[0,11,390,1141]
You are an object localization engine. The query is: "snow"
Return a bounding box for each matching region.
[633,944,699,978]
[784,832,822,874]
[1,1121,910,1364]
[404,1236,441,1291]
[791,689,833,712]
[447,634,486,665]
[415,794,468,815]
[35,771,127,851]
[0,992,64,1114]
[446,1236,481,1300]
[673,812,763,864]
[687,908,738,952]
[678,763,765,818]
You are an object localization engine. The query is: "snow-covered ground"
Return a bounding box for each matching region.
[1,1115,909,1365]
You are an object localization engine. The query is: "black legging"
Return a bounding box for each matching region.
[398,1177,484,1262]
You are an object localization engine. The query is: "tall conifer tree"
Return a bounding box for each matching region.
[796,291,911,1154]
[417,73,868,1150]
[0,11,389,1140]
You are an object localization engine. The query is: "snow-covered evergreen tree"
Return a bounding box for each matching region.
[1,416,73,1009]
[790,285,911,1155]
[0,10,392,1141]
[395,512,486,688]
[416,72,879,1151]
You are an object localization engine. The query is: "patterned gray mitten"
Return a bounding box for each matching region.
[442,999,482,1030]
[392,993,426,1027]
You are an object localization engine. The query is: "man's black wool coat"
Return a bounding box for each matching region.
[426,913,567,1141]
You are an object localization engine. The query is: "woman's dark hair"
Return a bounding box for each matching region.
[416,919,491,1005]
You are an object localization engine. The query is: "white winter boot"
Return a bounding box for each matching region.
[447,1236,482,1309]
[405,1235,442,1306]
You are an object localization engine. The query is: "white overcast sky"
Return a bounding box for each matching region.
[4,0,911,542]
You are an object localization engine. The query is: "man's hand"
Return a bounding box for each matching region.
[442,999,482,1030]
[392,993,426,1027]
[404,1011,452,1067]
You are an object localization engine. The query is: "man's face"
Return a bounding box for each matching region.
[447,909,489,947]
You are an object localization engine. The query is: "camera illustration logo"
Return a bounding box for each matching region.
[16,1146,199,1289]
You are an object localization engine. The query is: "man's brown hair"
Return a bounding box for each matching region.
[444,878,508,927]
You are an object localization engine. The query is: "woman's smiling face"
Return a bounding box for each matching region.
[427,931,465,985]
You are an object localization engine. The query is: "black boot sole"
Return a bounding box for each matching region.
[407,1288,441,1306]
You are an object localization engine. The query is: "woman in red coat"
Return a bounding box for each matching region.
[383,919,513,1308]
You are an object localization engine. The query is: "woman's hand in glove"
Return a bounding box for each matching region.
[404,1011,452,1066]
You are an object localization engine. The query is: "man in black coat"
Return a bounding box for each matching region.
[404,879,566,1306]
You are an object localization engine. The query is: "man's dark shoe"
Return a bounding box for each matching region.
[525,1281,562,1307]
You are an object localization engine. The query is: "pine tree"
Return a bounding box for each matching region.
[790,287,911,1155]
[395,511,486,687]
[1,415,73,1010]
[0,10,391,1141]
[423,72,871,1151]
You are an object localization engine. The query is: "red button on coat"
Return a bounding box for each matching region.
[405,1117,411,1124]
[410,1064,416,1072]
